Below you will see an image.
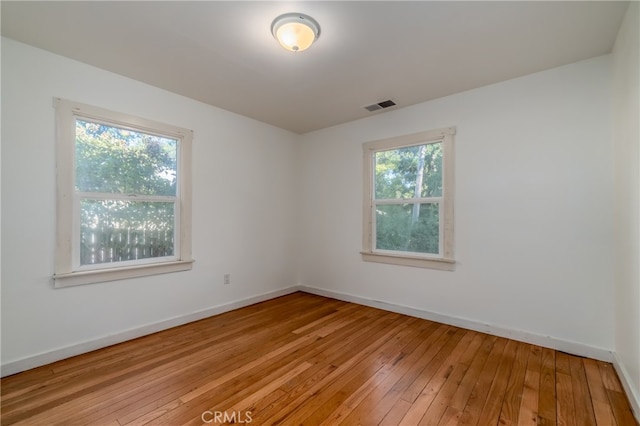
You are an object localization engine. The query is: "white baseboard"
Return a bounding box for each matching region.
[612,353,640,423]
[1,286,300,377]
[298,285,614,362]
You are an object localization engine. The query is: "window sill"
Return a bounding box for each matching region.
[53,260,194,288]
[361,252,455,271]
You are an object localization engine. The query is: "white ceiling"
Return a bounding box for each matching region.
[1,1,629,134]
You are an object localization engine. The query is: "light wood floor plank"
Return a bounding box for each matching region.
[339,324,450,425]
[517,345,542,425]
[556,352,577,426]
[583,358,616,426]
[537,347,558,426]
[263,316,417,425]
[1,292,637,426]
[448,334,498,413]
[247,310,406,425]
[569,354,597,426]
[317,320,441,425]
[498,342,535,425]
[457,337,509,426]
[399,329,471,424]
[474,338,517,425]
[418,333,486,425]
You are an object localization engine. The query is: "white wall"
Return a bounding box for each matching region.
[1,38,299,371]
[298,55,615,355]
[613,2,640,414]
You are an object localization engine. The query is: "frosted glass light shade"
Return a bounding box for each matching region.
[271,13,320,52]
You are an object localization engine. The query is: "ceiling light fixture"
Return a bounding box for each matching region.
[271,13,320,52]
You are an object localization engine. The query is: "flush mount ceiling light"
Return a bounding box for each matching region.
[271,13,320,52]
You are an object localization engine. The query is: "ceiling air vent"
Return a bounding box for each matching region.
[364,99,396,112]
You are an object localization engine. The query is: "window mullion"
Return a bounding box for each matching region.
[76,192,176,202]
[374,197,442,205]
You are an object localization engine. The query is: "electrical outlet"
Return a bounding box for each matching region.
[224,273,231,285]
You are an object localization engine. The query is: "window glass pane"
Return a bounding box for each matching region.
[80,200,174,265]
[374,142,442,199]
[376,203,439,254]
[75,119,177,196]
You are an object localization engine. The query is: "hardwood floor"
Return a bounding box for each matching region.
[1,292,637,425]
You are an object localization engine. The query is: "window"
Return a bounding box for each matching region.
[362,127,455,270]
[54,99,193,287]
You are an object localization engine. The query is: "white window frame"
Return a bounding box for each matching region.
[361,127,455,270]
[54,98,193,287]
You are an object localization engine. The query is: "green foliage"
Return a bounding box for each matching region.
[376,204,439,254]
[374,143,442,199]
[75,119,177,196]
[374,143,442,254]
